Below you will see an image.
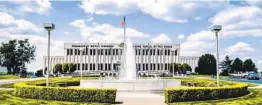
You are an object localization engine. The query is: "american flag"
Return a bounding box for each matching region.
[120,16,125,27]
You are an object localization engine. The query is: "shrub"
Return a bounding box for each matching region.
[62,63,69,73]
[68,63,76,73]
[14,82,116,103]
[54,63,62,74]
[165,82,248,103]
[35,69,43,77]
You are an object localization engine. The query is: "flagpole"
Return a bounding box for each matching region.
[124,16,126,45]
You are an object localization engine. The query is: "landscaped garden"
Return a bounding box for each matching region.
[0,76,261,105]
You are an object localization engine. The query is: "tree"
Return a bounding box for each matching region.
[231,58,243,73]
[0,39,36,75]
[182,63,192,74]
[220,55,233,76]
[62,63,69,73]
[168,63,179,73]
[54,63,62,74]
[35,69,43,77]
[68,63,76,73]
[197,54,216,75]
[243,59,257,72]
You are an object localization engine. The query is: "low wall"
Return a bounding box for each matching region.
[80,79,181,92]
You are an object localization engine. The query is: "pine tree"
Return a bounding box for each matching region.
[219,55,232,75]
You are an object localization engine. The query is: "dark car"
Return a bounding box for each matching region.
[247,72,260,80]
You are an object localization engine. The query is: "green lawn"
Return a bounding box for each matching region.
[0,74,21,79]
[0,90,109,105]
[169,89,262,105]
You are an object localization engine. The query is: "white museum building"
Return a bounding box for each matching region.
[43,43,199,76]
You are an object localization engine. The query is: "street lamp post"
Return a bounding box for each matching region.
[172,51,175,79]
[211,25,222,87]
[44,23,55,87]
[79,47,84,80]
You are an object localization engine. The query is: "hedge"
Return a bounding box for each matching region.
[14,82,116,103]
[165,82,248,103]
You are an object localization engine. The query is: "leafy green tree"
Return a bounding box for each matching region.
[197,54,216,75]
[0,39,36,75]
[177,63,183,74]
[243,59,257,72]
[68,63,76,73]
[35,69,43,77]
[168,63,179,73]
[62,63,69,73]
[54,63,62,74]
[231,58,243,73]
[182,63,192,73]
[220,55,233,76]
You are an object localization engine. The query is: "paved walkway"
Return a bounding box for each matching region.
[249,84,262,89]
[116,92,166,105]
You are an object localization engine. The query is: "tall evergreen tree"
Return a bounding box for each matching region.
[243,59,257,72]
[220,55,233,75]
[231,58,243,73]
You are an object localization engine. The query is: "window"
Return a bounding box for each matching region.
[90,64,93,70]
[150,49,152,55]
[158,64,160,70]
[138,64,141,70]
[146,64,148,70]
[113,49,115,55]
[157,49,160,55]
[143,64,145,70]
[93,64,95,70]
[165,49,167,55]
[78,49,80,55]
[165,64,168,70]
[105,49,107,55]
[101,49,104,55]
[67,49,69,55]
[153,49,155,55]
[75,49,78,55]
[116,49,118,55]
[93,49,96,55]
[168,49,170,55]
[175,49,177,56]
[105,64,107,70]
[85,64,88,70]
[108,49,111,55]
[153,64,155,70]
[101,64,103,70]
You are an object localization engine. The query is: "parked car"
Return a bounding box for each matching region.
[247,72,260,80]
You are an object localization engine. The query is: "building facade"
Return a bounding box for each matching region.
[43,43,199,75]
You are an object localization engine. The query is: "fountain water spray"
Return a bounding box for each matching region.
[119,38,137,80]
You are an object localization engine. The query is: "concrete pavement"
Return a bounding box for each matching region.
[0,77,45,84]
[115,92,166,105]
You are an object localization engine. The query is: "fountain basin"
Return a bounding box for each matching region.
[80,79,181,92]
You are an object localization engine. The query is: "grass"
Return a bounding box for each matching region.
[0,74,21,80]
[0,83,14,88]
[168,89,262,105]
[0,90,108,105]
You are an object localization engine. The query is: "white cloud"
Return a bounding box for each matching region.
[258,60,262,64]
[180,41,215,56]
[80,0,226,23]
[70,19,150,43]
[209,5,262,38]
[151,33,171,44]
[15,0,52,15]
[186,30,215,41]
[225,42,255,55]
[177,34,185,39]
[0,12,42,33]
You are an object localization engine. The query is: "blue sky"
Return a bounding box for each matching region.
[0,0,262,72]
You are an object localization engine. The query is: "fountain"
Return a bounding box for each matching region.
[80,37,181,92]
